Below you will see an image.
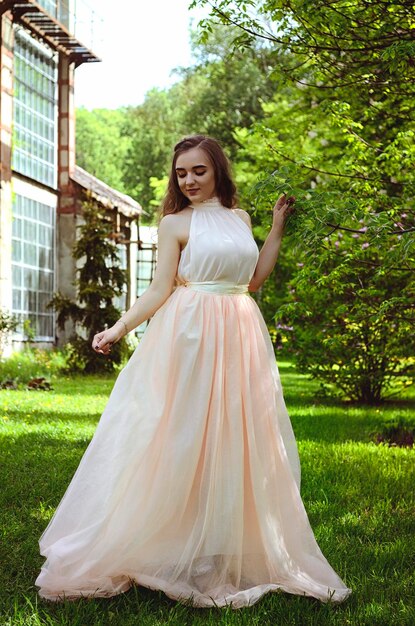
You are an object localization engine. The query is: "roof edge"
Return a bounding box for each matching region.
[71,165,147,218]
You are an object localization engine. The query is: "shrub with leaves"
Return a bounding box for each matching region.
[49,198,128,373]
[0,310,18,357]
[275,256,414,404]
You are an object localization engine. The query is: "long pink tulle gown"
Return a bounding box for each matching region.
[35,197,352,608]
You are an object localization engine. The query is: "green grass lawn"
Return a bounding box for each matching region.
[0,362,414,625]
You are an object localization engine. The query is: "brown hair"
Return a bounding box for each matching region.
[161,135,237,215]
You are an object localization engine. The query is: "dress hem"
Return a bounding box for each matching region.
[37,572,352,609]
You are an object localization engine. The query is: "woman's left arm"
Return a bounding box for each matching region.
[248,194,295,292]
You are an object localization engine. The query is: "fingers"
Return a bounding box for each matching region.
[100,344,112,355]
[92,332,113,355]
[94,343,112,355]
[286,196,296,214]
[275,194,296,212]
[275,194,286,209]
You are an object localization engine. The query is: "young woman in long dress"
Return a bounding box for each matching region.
[35,135,352,608]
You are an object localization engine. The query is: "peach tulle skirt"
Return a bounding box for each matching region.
[36,200,351,607]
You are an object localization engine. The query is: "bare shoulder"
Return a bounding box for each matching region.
[232,208,252,229]
[159,209,191,230]
[158,213,180,230]
[158,208,193,249]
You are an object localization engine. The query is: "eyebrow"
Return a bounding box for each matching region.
[175,164,208,171]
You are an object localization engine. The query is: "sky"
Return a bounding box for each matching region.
[74,0,207,110]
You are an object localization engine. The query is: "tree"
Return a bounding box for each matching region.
[120,24,278,222]
[49,198,127,372]
[121,88,186,221]
[177,26,277,156]
[192,0,415,402]
[76,108,130,193]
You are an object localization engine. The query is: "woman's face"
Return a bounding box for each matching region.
[175,147,216,204]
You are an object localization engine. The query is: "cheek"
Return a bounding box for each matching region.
[207,173,216,189]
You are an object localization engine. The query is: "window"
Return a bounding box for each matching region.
[13,28,58,188]
[38,0,58,15]
[12,195,55,341]
[37,1,70,28]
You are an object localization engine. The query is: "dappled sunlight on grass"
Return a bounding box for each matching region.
[0,365,414,624]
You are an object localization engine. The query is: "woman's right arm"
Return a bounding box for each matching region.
[92,215,181,354]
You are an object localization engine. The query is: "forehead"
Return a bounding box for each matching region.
[175,147,211,170]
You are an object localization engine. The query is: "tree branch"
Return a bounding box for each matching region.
[266,142,379,181]
[325,222,366,234]
[208,3,415,54]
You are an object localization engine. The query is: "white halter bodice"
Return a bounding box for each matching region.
[177,197,259,288]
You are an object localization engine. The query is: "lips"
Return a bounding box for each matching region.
[187,189,200,195]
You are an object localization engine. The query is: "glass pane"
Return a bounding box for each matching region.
[28,290,37,311]
[38,314,53,337]
[12,240,22,262]
[38,292,52,312]
[39,204,51,223]
[38,270,51,290]
[23,267,36,289]
[12,29,57,187]
[23,220,36,241]
[24,243,37,266]
[12,264,22,286]
[12,289,22,310]
[28,313,38,335]
[12,217,22,237]
[12,193,55,340]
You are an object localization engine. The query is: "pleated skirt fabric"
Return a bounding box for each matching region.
[35,286,352,607]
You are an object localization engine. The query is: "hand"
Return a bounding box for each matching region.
[272,194,296,235]
[92,325,122,356]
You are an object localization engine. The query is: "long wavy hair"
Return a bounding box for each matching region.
[161,135,237,216]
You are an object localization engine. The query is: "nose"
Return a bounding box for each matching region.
[185,171,196,186]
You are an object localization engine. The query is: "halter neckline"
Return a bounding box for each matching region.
[190,196,225,210]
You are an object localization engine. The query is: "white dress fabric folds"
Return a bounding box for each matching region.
[35,197,352,608]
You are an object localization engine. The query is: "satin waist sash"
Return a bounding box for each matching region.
[182,281,249,294]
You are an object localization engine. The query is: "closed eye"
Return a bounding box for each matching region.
[176,168,208,179]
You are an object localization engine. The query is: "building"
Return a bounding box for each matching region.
[0,0,153,352]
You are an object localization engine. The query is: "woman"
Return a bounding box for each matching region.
[36,135,352,608]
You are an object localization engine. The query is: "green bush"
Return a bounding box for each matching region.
[274,258,415,404]
[0,309,18,357]
[0,340,137,386]
[0,347,67,386]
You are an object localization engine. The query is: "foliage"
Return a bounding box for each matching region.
[76,26,277,223]
[275,261,415,403]
[0,309,18,357]
[122,88,186,218]
[192,0,415,402]
[49,198,128,373]
[75,107,130,193]
[73,4,415,401]
[1,366,414,623]
[0,347,67,386]
[21,319,36,342]
[176,26,277,158]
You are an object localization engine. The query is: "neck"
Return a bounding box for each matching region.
[190,195,220,208]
